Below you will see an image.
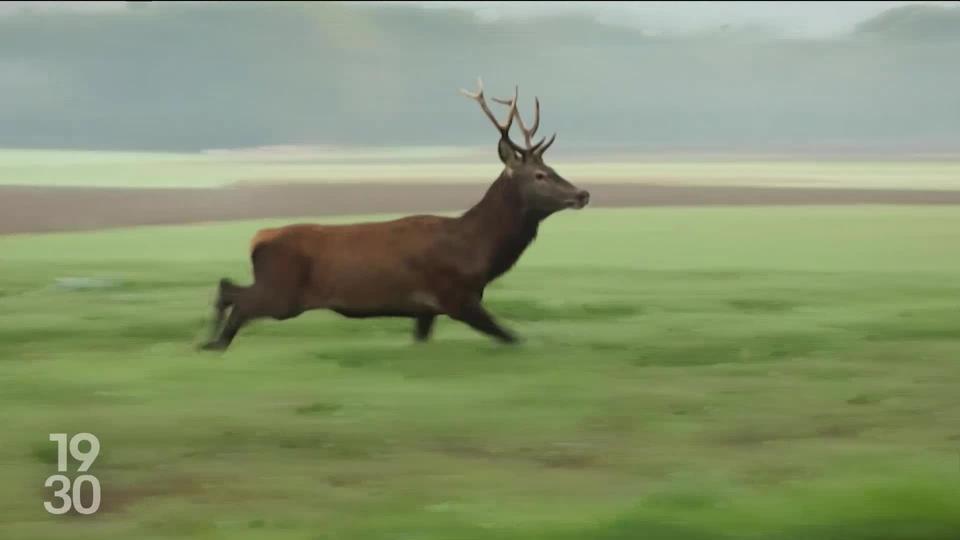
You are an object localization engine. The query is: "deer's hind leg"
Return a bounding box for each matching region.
[201,244,308,352]
[207,278,245,341]
[202,290,256,351]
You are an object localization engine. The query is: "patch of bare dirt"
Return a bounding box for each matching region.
[4,182,960,236]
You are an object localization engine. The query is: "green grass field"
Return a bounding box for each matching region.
[2,148,960,190]
[2,206,960,539]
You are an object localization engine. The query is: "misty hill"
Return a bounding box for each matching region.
[1,2,958,152]
[855,3,960,41]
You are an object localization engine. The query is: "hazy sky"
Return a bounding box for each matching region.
[1,1,954,38]
[388,1,956,37]
[2,0,958,151]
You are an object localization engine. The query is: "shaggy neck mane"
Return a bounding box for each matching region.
[460,172,544,283]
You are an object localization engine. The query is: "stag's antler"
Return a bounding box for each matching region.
[492,86,556,157]
[492,88,539,148]
[460,78,516,138]
[460,78,530,156]
[461,78,557,158]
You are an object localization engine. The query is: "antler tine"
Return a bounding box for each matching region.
[494,88,541,150]
[530,136,546,153]
[527,96,541,142]
[491,85,520,128]
[460,77,517,135]
[491,85,518,108]
[457,76,484,99]
[535,133,557,157]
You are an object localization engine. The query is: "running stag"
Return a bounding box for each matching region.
[201,79,590,351]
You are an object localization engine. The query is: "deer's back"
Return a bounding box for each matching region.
[250,215,484,314]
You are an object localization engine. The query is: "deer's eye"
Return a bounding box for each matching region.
[534,172,547,181]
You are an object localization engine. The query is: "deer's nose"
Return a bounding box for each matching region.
[576,190,590,207]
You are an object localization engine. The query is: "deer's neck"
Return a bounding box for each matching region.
[460,174,543,284]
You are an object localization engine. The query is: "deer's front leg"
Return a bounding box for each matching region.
[448,300,518,344]
[414,314,436,342]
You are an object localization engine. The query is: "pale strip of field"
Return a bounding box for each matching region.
[2,148,959,190]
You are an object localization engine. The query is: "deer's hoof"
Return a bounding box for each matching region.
[199,340,228,352]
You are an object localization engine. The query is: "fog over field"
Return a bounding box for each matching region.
[1,1,959,152]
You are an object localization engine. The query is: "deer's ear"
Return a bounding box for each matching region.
[498,138,520,166]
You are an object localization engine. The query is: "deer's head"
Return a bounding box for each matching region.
[461,78,590,215]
